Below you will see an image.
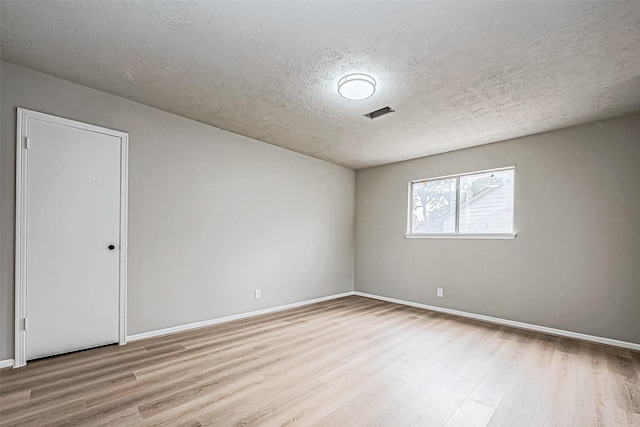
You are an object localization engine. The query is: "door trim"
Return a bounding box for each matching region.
[14,108,129,368]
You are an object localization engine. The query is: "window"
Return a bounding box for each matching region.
[407,167,515,239]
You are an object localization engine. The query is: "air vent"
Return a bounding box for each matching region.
[364,106,395,120]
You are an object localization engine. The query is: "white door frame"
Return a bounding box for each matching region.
[14,108,129,368]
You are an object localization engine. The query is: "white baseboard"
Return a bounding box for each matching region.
[127,292,356,342]
[0,359,15,369]
[129,290,639,351]
[354,291,640,352]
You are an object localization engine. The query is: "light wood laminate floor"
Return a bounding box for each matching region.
[1,296,639,426]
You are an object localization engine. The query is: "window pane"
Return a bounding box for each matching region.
[459,169,514,233]
[411,178,457,233]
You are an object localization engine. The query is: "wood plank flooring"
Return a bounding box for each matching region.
[1,296,639,426]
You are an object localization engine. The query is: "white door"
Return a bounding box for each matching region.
[15,109,128,363]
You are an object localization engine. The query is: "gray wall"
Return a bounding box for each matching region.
[2,60,638,363]
[0,61,355,361]
[355,114,640,344]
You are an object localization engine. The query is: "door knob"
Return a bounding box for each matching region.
[108,245,116,250]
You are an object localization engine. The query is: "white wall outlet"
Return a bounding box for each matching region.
[255,289,261,299]
[436,288,444,298]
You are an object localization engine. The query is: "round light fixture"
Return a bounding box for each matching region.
[337,73,376,100]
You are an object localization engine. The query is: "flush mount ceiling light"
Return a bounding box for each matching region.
[337,73,376,100]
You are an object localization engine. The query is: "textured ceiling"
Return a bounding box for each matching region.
[1,1,640,169]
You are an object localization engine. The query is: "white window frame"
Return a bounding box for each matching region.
[406,166,516,239]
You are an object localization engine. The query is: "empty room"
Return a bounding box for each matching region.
[0,1,639,426]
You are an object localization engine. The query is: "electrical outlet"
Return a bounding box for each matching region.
[255,289,261,299]
[436,288,444,298]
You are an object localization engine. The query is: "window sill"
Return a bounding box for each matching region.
[405,233,517,240]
